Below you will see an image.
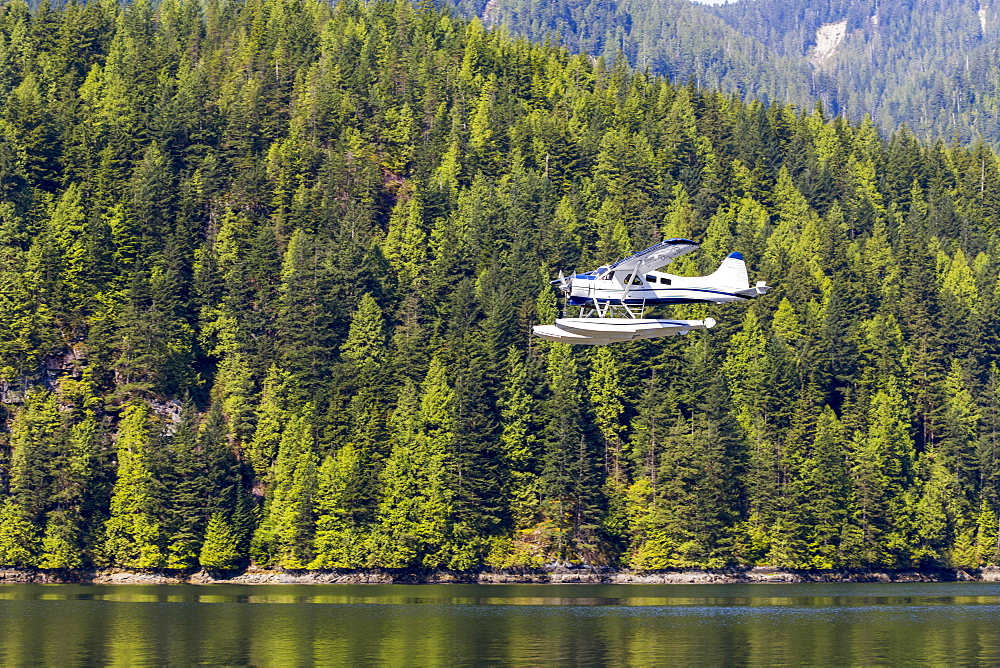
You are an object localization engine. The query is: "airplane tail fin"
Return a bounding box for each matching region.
[707,252,750,289]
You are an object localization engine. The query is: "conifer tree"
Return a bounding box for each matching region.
[342,293,388,379]
[540,343,602,562]
[369,358,458,568]
[7,0,1000,574]
[588,346,626,479]
[276,228,336,398]
[311,444,364,568]
[252,408,318,569]
[8,389,63,523]
[797,406,853,568]
[39,513,84,569]
[160,399,206,568]
[499,347,542,533]
[103,402,165,569]
[0,499,38,567]
[199,513,242,571]
[850,384,916,567]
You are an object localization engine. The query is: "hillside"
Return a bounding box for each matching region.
[461,0,1000,147]
[2,0,1000,572]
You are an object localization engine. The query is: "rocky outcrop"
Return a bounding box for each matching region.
[810,20,848,67]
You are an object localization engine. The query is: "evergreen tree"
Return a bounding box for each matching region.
[4,0,1000,574]
[850,384,916,567]
[0,499,38,567]
[252,408,318,569]
[199,513,242,571]
[539,343,603,562]
[103,402,165,569]
[311,444,364,568]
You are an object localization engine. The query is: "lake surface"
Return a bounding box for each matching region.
[3,581,1000,664]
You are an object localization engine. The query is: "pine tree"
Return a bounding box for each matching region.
[39,512,83,569]
[199,513,242,571]
[588,346,626,480]
[450,336,504,559]
[369,381,428,568]
[369,357,460,568]
[103,402,165,569]
[160,399,206,569]
[939,360,980,504]
[341,293,388,381]
[0,500,39,567]
[252,408,318,569]
[798,406,853,568]
[310,444,364,568]
[276,228,336,398]
[539,343,603,563]
[8,389,63,523]
[499,347,542,532]
[850,384,916,568]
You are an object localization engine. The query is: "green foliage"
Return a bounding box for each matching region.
[0,500,39,567]
[200,513,242,571]
[467,0,1000,150]
[39,512,84,570]
[310,444,365,568]
[252,408,318,569]
[2,0,1000,574]
[102,402,165,569]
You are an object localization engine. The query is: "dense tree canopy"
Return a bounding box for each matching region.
[459,0,1000,149]
[2,0,1000,571]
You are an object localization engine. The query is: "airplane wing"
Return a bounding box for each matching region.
[608,238,700,276]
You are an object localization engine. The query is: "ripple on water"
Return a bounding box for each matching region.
[1,582,1000,664]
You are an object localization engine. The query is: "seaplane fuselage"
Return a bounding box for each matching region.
[534,239,769,345]
[566,252,767,307]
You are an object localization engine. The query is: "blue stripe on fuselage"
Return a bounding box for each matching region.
[574,286,738,296]
[567,286,743,306]
[568,294,745,306]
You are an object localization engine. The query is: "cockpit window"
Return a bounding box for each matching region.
[601,271,615,281]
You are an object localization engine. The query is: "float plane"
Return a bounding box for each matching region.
[533,238,769,345]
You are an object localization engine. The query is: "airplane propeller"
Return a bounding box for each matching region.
[550,270,571,294]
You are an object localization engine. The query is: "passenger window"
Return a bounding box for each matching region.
[663,278,672,286]
[646,275,656,283]
[625,274,642,286]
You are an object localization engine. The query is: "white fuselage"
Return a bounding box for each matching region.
[567,269,745,307]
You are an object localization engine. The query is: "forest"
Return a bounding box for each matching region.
[3,0,1000,573]
[463,0,1000,150]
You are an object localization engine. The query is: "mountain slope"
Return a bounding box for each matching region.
[4,0,1000,573]
[459,0,1000,146]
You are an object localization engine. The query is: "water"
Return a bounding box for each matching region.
[2,581,1000,664]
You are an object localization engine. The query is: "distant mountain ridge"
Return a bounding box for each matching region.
[447,0,1000,146]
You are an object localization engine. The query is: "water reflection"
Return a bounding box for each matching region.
[1,582,1000,664]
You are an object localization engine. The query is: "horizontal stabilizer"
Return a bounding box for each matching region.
[735,281,770,298]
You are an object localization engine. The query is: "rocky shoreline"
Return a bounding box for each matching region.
[1,565,998,585]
